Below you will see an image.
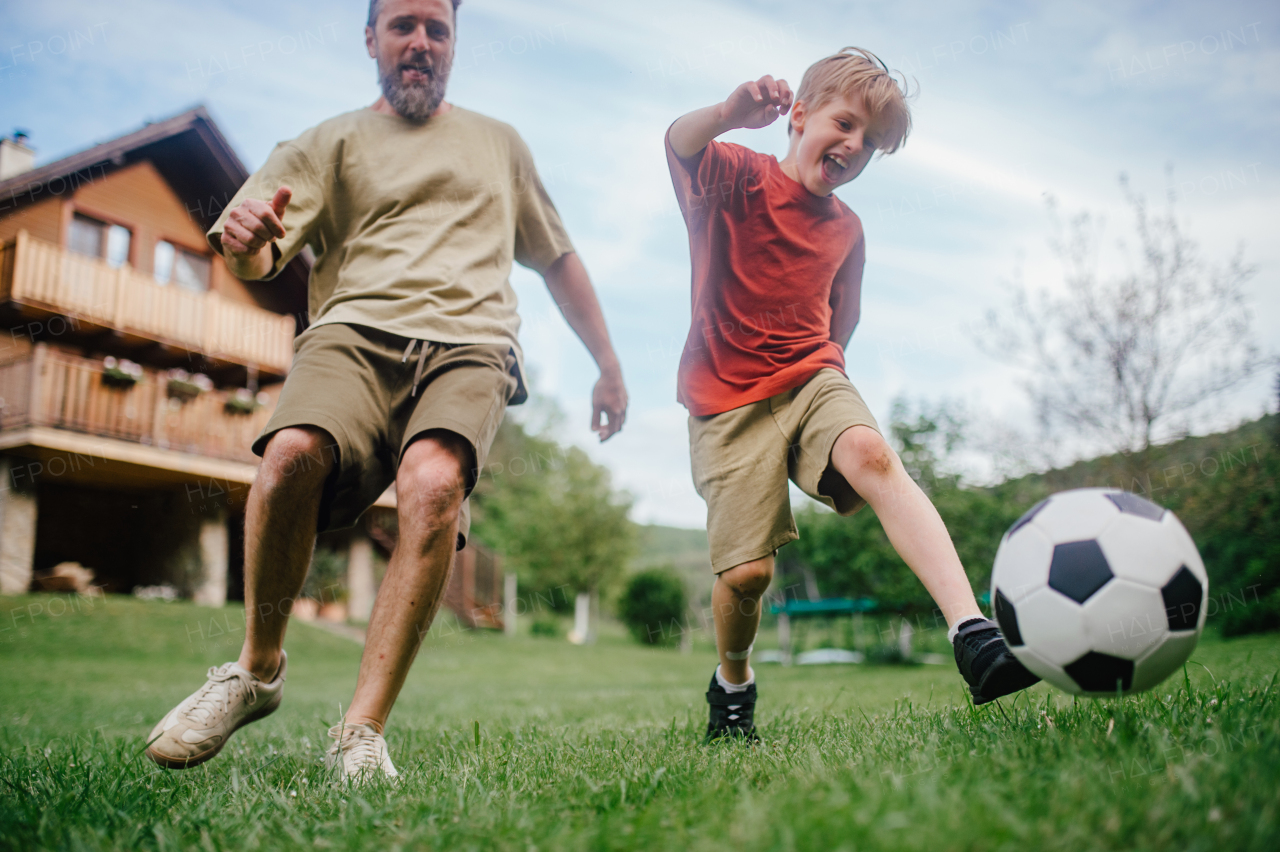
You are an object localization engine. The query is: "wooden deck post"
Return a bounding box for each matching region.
[778,612,792,666]
[347,532,375,623]
[0,456,38,595]
[503,572,517,637]
[192,509,228,607]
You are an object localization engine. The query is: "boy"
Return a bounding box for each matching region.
[664,47,1039,741]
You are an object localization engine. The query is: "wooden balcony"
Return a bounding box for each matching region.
[0,342,276,466]
[0,230,295,378]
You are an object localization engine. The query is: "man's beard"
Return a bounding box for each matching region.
[379,53,451,122]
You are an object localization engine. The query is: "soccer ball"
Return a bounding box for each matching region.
[990,488,1208,696]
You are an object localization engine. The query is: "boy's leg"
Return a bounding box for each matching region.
[829,424,1039,703]
[829,425,981,626]
[705,555,772,741]
[713,556,774,683]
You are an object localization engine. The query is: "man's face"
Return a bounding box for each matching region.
[366,0,456,121]
[789,93,885,196]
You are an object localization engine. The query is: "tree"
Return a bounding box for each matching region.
[889,397,966,494]
[977,170,1270,465]
[786,399,1024,613]
[470,414,635,603]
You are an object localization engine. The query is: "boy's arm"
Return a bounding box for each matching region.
[668,75,794,159]
[541,252,628,442]
[829,236,866,349]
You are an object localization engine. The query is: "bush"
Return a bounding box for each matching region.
[1219,585,1280,637]
[301,547,347,602]
[530,614,561,638]
[617,568,687,646]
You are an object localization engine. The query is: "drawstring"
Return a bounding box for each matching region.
[401,339,430,397]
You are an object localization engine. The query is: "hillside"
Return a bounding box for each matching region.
[999,414,1276,506]
[631,523,713,605]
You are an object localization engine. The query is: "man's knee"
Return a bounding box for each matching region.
[719,558,774,599]
[259,426,337,488]
[832,425,897,483]
[398,432,470,528]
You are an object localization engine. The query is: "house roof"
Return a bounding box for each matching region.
[2,106,241,222]
[0,105,309,312]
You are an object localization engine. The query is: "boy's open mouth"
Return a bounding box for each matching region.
[821,153,848,184]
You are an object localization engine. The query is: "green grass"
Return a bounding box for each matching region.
[1,594,1278,851]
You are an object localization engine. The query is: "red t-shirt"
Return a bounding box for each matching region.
[666,130,865,416]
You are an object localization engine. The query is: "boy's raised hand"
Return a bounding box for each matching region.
[721,75,793,130]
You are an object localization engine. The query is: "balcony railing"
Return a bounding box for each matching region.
[0,230,295,376]
[0,343,277,465]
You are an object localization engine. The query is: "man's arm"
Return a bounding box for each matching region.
[668,75,794,159]
[217,187,292,280]
[541,252,628,441]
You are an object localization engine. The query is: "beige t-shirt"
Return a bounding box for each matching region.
[208,106,575,404]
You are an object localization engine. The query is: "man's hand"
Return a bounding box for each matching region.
[540,253,628,442]
[220,186,291,279]
[719,75,793,130]
[592,364,628,442]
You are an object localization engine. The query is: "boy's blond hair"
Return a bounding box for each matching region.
[790,47,912,154]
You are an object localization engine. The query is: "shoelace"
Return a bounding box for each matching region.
[182,664,257,728]
[327,725,384,771]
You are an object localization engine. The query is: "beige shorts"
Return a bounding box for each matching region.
[688,368,881,573]
[253,322,518,547]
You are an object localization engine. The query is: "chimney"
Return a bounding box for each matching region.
[0,130,35,180]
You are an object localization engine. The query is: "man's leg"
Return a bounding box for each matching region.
[713,556,774,684]
[829,425,981,626]
[238,426,337,681]
[343,430,470,732]
[146,425,334,769]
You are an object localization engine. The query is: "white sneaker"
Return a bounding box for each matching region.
[145,652,287,769]
[325,722,399,784]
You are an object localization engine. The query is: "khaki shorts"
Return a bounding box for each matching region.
[689,368,881,573]
[253,322,518,547]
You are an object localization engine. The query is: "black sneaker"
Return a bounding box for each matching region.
[953,617,1041,706]
[705,672,759,742]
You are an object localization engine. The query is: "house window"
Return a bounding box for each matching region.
[153,241,174,283]
[68,214,102,259]
[154,240,211,292]
[68,213,131,268]
[105,225,131,268]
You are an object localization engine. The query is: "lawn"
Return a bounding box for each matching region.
[1,594,1278,851]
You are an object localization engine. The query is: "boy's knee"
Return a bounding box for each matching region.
[833,426,897,481]
[719,558,774,598]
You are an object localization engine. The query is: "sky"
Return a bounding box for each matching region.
[3,0,1278,527]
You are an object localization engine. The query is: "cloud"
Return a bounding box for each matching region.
[4,0,1276,528]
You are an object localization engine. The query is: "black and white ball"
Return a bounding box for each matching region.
[991,488,1208,696]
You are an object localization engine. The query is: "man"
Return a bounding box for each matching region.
[144,0,627,782]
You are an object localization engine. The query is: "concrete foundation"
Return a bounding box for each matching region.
[0,457,37,595]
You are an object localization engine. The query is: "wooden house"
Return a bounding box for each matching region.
[0,107,507,630]
[0,108,406,613]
